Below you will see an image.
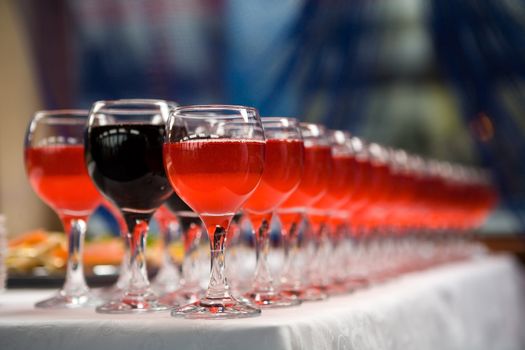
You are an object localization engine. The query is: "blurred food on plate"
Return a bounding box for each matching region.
[6,229,184,276]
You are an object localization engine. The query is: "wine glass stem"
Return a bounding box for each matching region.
[182,224,201,288]
[160,222,179,274]
[280,220,300,288]
[252,215,274,292]
[206,225,230,300]
[115,246,130,289]
[60,215,89,296]
[162,221,177,265]
[308,224,326,286]
[126,217,150,293]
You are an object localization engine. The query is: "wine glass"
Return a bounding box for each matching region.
[343,136,372,290]
[85,99,173,313]
[158,193,205,305]
[242,117,304,308]
[278,123,331,301]
[94,199,131,300]
[151,204,181,295]
[308,130,358,294]
[24,110,103,308]
[164,105,265,319]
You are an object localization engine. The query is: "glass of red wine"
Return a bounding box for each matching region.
[308,130,357,295]
[24,110,103,308]
[85,99,173,313]
[164,105,266,319]
[278,123,331,301]
[242,117,304,308]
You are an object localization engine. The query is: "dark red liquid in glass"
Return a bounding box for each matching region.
[86,124,173,213]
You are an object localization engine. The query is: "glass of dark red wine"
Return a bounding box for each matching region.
[85,99,173,313]
[24,110,103,308]
[164,105,266,319]
[242,117,304,308]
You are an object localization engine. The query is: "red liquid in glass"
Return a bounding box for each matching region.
[164,139,265,229]
[244,139,304,215]
[25,145,101,215]
[346,162,390,230]
[313,155,358,211]
[280,145,331,210]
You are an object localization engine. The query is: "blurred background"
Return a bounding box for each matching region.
[1,0,525,242]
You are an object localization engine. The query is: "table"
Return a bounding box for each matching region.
[1,255,524,350]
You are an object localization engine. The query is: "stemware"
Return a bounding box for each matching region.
[242,117,304,308]
[278,123,331,301]
[158,193,205,305]
[94,200,131,300]
[85,99,173,313]
[24,110,102,308]
[308,130,358,294]
[164,105,266,319]
[151,204,181,295]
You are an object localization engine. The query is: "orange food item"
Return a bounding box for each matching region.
[8,229,48,247]
[83,239,124,266]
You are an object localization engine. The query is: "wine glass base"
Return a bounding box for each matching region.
[93,284,126,302]
[35,290,100,309]
[151,268,181,295]
[159,288,202,306]
[243,290,302,308]
[281,286,328,302]
[345,277,370,291]
[96,290,169,314]
[324,283,349,296]
[171,296,261,319]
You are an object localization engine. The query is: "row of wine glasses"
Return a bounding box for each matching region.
[277,138,497,296]
[24,100,497,319]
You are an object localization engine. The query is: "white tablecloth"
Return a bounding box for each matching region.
[1,255,524,350]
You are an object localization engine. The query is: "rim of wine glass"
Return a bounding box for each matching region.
[171,104,259,120]
[329,129,356,157]
[34,109,87,117]
[329,129,351,144]
[261,116,299,125]
[368,142,390,166]
[260,117,303,142]
[298,122,331,147]
[350,136,369,161]
[298,122,327,134]
[32,110,89,126]
[390,148,411,175]
[90,99,173,116]
[93,98,173,106]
